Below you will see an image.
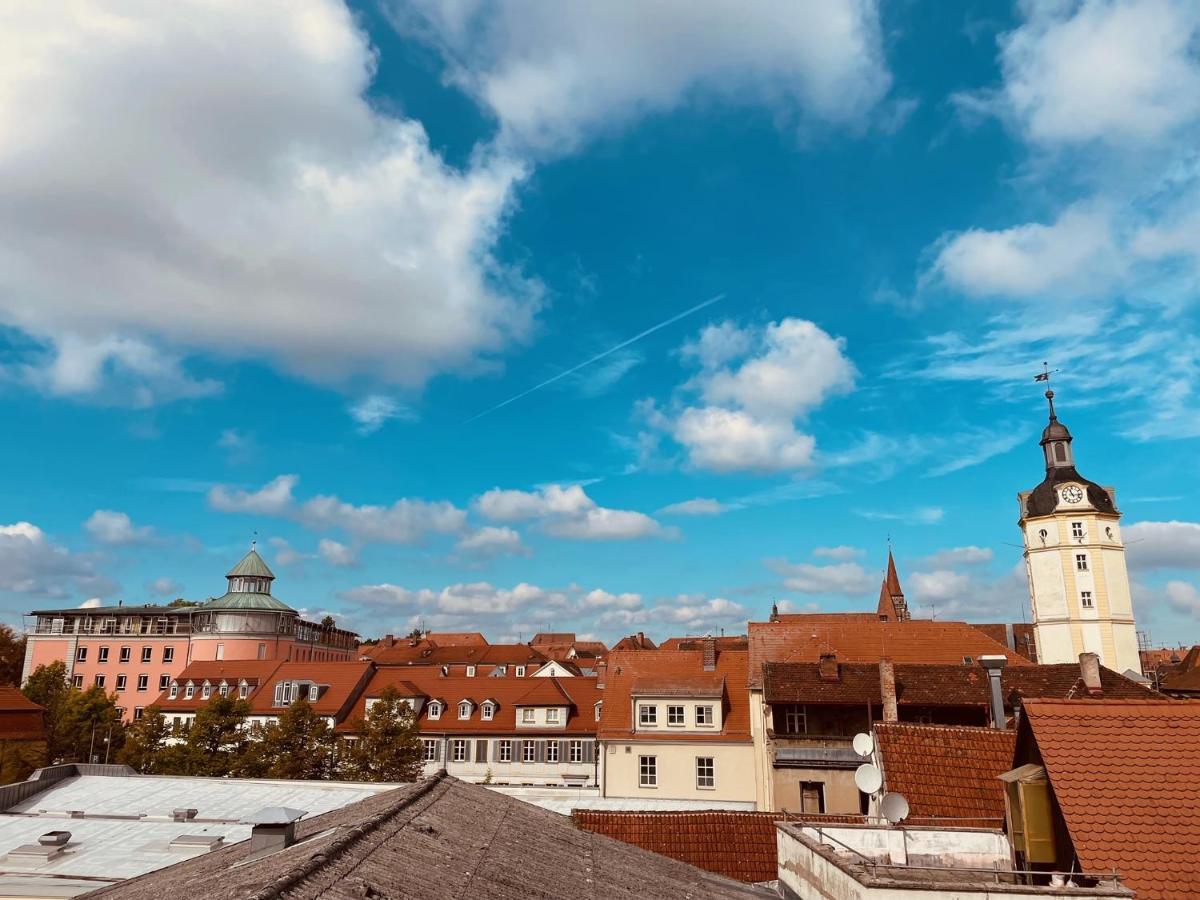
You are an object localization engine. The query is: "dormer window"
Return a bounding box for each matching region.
[466,665,476,677]
[169,683,179,700]
[308,684,320,702]
[458,701,472,719]
[218,682,229,698]
[200,682,212,700]
[239,682,249,699]
[546,708,560,724]
[428,701,443,720]
[184,683,194,700]
[594,700,602,722]
[522,708,535,723]
[515,665,526,677]
[481,702,495,721]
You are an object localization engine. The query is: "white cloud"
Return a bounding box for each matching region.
[908,569,974,603]
[454,526,529,559]
[0,0,537,403]
[145,577,182,597]
[391,0,892,154]
[854,506,944,525]
[648,318,855,473]
[83,510,157,546]
[267,536,309,568]
[1124,521,1200,570]
[766,558,874,596]
[906,561,1029,622]
[581,589,643,611]
[317,538,358,567]
[918,546,994,569]
[474,484,668,541]
[813,545,865,561]
[605,594,748,632]
[79,598,103,609]
[0,522,116,600]
[210,474,467,544]
[347,395,416,435]
[340,580,572,617]
[1165,580,1200,617]
[657,498,731,517]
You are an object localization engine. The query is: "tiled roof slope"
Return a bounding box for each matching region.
[612,632,657,651]
[748,619,1033,687]
[370,641,546,667]
[154,660,284,709]
[1159,645,1200,692]
[600,649,750,741]
[763,661,1155,706]
[427,631,488,646]
[0,687,46,740]
[970,623,1039,662]
[86,775,771,899]
[659,636,749,652]
[1024,699,1200,900]
[249,661,375,717]
[874,723,1016,826]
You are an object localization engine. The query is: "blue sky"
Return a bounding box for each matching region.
[2,0,1200,645]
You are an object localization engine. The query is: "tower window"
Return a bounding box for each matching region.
[1081,591,1094,609]
[1071,522,1084,540]
[1055,442,1067,462]
[1075,553,1089,571]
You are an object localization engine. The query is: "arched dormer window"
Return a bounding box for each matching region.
[428,701,443,720]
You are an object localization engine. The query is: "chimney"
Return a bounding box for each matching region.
[1079,652,1103,695]
[241,808,306,856]
[879,657,898,722]
[637,631,646,648]
[383,634,395,649]
[980,655,1008,729]
[818,652,839,682]
[702,636,717,672]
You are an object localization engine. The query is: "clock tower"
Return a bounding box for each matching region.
[1018,383,1140,674]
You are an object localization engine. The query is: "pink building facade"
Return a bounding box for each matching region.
[22,548,358,723]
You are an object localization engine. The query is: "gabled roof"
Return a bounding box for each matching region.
[748,618,1032,688]
[1159,645,1200,692]
[0,687,45,714]
[427,631,488,646]
[225,548,274,579]
[86,775,771,900]
[529,632,575,645]
[600,649,750,742]
[155,661,284,710]
[513,678,573,707]
[1021,699,1200,900]
[631,675,725,698]
[612,632,657,651]
[250,661,375,717]
[874,723,1016,826]
[368,641,545,667]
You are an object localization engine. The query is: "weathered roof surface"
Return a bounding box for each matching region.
[86,775,770,899]
[0,687,45,740]
[658,636,749,652]
[201,591,294,612]
[512,677,573,707]
[530,632,575,645]
[874,723,1016,826]
[1024,699,1200,900]
[1022,466,1116,519]
[1159,645,1200,693]
[0,687,45,714]
[970,623,1039,662]
[748,618,1032,688]
[600,649,750,742]
[762,660,1154,706]
[426,631,488,646]
[612,632,658,651]
[631,674,725,698]
[369,640,546,668]
[155,661,284,710]
[250,661,375,718]
[225,549,274,579]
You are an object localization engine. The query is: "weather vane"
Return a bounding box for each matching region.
[1034,361,1061,419]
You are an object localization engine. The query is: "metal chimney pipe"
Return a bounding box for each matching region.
[979,655,1008,729]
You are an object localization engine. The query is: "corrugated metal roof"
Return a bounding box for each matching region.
[224,549,274,580]
[201,591,293,612]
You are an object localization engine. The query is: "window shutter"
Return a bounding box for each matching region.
[517,740,525,763]
[558,740,568,763]
[584,741,595,763]
[435,740,442,762]
[476,739,488,763]
[536,740,545,763]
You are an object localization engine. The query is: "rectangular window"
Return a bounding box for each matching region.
[466,665,476,677]
[166,681,175,698]
[515,666,525,677]
[216,682,228,697]
[257,643,266,660]
[546,741,559,763]
[1071,521,1084,539]
[1076,553,1089,571]
[201,684,211,699]
[215,643,224,661]
[498,740,513,762]
[119,646,131,663]
[569,740,583,763]
[239,683,248,699]
[639,705,657,726]
[800,782,825,815]
[696,705,714,726]
[98,647,110,663]
[308,684,319,702]
[522,708,535,723]
[163,647,174,663]
[422,740,437,762]
[159,675,170,690]
[71,675,84,688]
[1081,591,1094,609]
[134,707,144,721]
[696,756,715,789]
[94,674,106,688]
[546,708,560,723]
[137,674,149,692]
[522,740,536,763]
[667,705,685,726]
[118,675,128,692]
[451,739,467,763]
[184,684,194,699]
[458,701,472,719]
[781,704,807,735]
[76,647,87,662]
[481,703,494,721]
[639,755,657,787]
[140,647,152,663]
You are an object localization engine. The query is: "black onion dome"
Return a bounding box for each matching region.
[1025,466,1116,518]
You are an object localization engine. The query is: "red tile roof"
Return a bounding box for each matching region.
[155,660,284,710]
[369,641,546,667]
[599,649,750,742]
[1158,645,1200,693]
[631,675,725,698]
[658,636,749,652]
[249,661,375,718]
[427,631,488,646]
[970,623,1039,662]
[1023,699,1200,900]
[0,687,45,741]
[874,723,1016,827]
[748,618,1033,688]
[612,632,658,651]
[530,632,576,645]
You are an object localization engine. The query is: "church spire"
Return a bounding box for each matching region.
[877,548,910,622]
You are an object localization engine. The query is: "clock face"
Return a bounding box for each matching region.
[1060,485,1084,504]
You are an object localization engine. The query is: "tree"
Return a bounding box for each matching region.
[23,662,73,762]
[56,686,124,763]
[166,598,202,608]
[117,706,170,773]
[176,695,252,776]
[251,697,337,780]
[345,686,422,782]
[320,615,336,629]
[0,624,27,686]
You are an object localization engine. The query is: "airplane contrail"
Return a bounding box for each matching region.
[465,293,726,423]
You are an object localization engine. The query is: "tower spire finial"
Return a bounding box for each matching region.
[1035,361,1059,421]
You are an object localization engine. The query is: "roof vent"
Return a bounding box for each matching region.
[68,810,85,819]
[170,834,225,851]
[172,808,198,822]
[9,833,71,861]
[38,831,71,847]
[241,807,306,856]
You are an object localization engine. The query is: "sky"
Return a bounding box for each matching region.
[2,0,1200,645]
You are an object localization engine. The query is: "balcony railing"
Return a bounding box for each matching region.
[773,746,862,768]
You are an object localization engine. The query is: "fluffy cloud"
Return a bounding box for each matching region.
[766,558,874,596]
[1124,521,1200,570]
[813,545,865,561]
[648,318,855,473]
[268,536,310,568]
[1165,580,1200,617]
[918,546,994,569]
[83,510,158,546]
[0,522,116,600]
[145,577,183,597]
[906,561,1029,621]
[210,475,466,544]
[0,0,537,403]
[454,526,529,559]
[854,506,944,525]
[604,595,748,632]
[317,538,358,567]
[340,581,573,617]
[474,484,668,541]
[657,498,731,517]
[391,0,891,153]
[581,589,643,611]
[347,395,416,435]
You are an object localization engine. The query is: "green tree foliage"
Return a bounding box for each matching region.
[56,686,124,763]
[24,662,74,762]
[320,615,336,629]
[345,686,422,783]
[0,624,27,686]
[166,598,202,608]
[173,695,252,776]
[250,697,337,780]
[117,706,170,773]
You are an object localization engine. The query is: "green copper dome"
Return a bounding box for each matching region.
[202,591,294,612]
[226,548,275,579]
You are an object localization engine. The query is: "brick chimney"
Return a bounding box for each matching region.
[818,652,839,682]
[702,636,717,672]
[879,657,898,722]
[383,634,395,649]
[1079,652,1103,696]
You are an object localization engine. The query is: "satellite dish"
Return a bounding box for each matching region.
[880,792,910,825]
[852,733,874,757]
[854,763,882,794]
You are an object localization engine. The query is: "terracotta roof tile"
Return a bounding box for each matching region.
[250,661,375,718]
[1024,699,1200,900]
[874,723,1015,826]
[154,660,284,710]
[631,675,725,698]
[0,686,45,714]
[426,631,488,646]
[659,636,749,652]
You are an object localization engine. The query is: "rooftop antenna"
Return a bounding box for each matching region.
[880,792,910,825]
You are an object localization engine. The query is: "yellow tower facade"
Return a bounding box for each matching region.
[1017,387,1140,674]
